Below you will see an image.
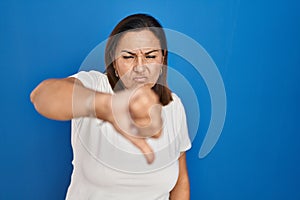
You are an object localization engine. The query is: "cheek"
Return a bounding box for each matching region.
[150,64,162,78]
[115,60,132,77]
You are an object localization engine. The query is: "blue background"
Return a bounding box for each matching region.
[1,0,300,199]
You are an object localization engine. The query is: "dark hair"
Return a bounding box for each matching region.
[105,13,172,106]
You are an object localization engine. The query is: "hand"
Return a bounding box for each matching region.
[108,85,163,164]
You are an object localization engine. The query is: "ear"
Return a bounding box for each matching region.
[113,63,119,77]
[112,60,117,71]
[162,49,167,62]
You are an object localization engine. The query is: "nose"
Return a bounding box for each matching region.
[133,55,146,73]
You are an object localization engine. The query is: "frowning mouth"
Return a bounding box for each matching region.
[133,76,148,83]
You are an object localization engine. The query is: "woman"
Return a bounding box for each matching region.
[31,13,191,200]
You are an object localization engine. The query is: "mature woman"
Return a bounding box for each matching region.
[31,13,191,200]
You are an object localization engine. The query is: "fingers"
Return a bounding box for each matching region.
[128,85,162,138]
[129,86,158,120]
[148,104,163,138]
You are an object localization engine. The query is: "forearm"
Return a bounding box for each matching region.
[169,153,190,200]
[169,176,190,200]
[30,78,111,121]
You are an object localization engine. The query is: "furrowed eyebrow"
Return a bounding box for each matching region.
[121,50,135,55]
[145,49,159,55]
[120,49,160,55]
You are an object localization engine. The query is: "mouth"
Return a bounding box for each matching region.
[133,76,148,83]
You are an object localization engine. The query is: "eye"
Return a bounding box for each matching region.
[122,55,134,59]
[146,55,156,59]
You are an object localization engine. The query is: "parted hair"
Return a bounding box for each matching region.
[105,13,173,106]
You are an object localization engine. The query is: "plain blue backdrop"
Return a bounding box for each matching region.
[1,0,300,199]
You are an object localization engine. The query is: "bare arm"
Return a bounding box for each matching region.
[170,153,190,200]
[30,77,111,121]
[30,77,162,163]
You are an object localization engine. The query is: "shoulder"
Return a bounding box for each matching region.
[71,70,112,93]
[164,93,186,114]
[72,70,107,80]
[171,93,181,103]
[170,93,184,108]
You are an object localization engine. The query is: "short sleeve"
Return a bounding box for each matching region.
[172,94,192,152]
[70,70,113,93]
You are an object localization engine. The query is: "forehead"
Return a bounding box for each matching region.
[116,30,161,52]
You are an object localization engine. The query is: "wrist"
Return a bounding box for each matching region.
[94,92,113,122]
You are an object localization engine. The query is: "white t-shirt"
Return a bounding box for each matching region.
[66,70,191,200]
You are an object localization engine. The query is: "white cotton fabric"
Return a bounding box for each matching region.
[65,70,191,200]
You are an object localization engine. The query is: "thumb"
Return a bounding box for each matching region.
[129,137,155,164]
